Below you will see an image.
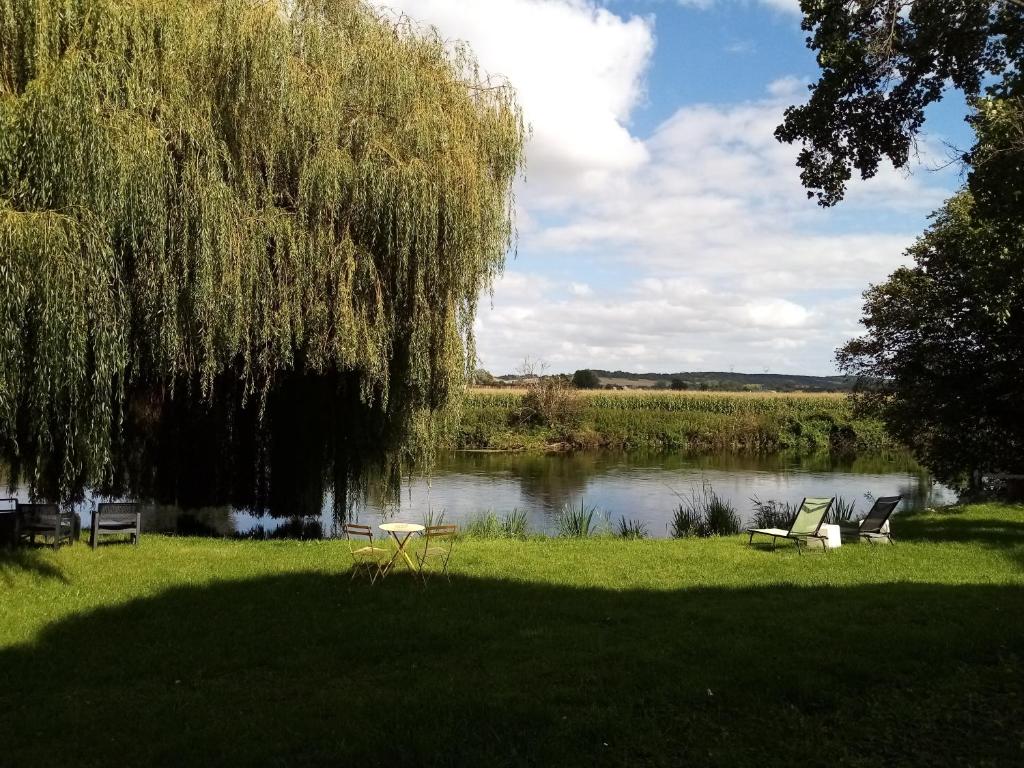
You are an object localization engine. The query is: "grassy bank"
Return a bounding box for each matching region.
[2,504,1022,767]
[455,388,892,453]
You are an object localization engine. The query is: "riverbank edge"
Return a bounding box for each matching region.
[453,390,894,454]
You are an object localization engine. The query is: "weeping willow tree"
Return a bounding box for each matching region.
[0,0,525,512]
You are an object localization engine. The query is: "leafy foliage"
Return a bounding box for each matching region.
[0,0,525,505]
[777,0,1023,206]
[571,369,601,389]
[838,192,1024,489]
[515,376,579,429]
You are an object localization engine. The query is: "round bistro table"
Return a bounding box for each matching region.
[379,522,425,575]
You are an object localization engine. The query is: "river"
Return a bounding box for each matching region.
[49,450,956,539]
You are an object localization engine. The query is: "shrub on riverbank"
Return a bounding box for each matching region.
[456,389,893,453]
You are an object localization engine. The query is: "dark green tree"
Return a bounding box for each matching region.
[571,369,601,390]
[784,1,1024,489]
[776,0,1023,206]
[0,0,525,508]
[837,192,1024,489]
[670,378,688,391]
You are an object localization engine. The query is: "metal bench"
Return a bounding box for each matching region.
[91,502,142,548]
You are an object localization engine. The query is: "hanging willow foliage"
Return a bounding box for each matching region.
[0,0,525,509]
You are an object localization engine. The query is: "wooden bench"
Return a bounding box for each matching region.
[91,502,142,548]
[19,503,77,549]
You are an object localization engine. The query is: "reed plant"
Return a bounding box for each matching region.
[464,509,530,539]
[617,517,649,540]
[500,508,530,539]
[670,481,741,538]
[421,508,447,529]
[828,496,858,524]
[464,511,501,538]
[557,499,598,538]
[749,497,797,530]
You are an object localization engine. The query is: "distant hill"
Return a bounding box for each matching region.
[496,370,858,392]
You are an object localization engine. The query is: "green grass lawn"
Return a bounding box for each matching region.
[1,504,1022,767]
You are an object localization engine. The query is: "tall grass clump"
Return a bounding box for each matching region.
[749,496,797,530]
[670,482,741,538]
[464,509,530,539]
[421,508,447,529]
[828,497,858,524]
[557,499,598,538]
[670,505,704,538]
[500,509,530,539]
[617,517,649,540]
[464,511,500,538]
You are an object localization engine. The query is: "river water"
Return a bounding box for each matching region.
[45,450,956,540]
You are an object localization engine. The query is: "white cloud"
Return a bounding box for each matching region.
[677,0,801,13]
[569,282,593,296]
[724,39,757,55]
[372,0,654,202]
[766,75,806,98]
[473,271,847,374]
[474,84,956,375]
[367,2,957,375]
[744,299,809,329]
[756,0,801,13]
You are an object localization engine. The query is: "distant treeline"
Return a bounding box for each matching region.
[491,370,859,393]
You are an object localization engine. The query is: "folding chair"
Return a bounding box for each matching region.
[415,524,458,583]
[846,495,901,544]
[746,497,835,554]
[344,523,391,584]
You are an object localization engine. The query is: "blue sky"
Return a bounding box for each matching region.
[373,0,973,375]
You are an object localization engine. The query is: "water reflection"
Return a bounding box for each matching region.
[5,451,956,540]
[360,450,955,538]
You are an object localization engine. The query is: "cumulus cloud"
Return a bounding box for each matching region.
[473,271,847,374]
[569,282,593,297]
[531,91,950,285]
[368,0,957,375]
[474,85,955,375]
[372,0,654,202]
[677,0,801,13]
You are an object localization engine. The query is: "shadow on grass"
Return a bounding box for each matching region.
[0,548,68,584]
[1,572,1021,767]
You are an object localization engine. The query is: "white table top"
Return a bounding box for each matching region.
[379,522,425,533]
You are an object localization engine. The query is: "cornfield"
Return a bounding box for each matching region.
[458,388,891,453]
[467,387,848,415]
